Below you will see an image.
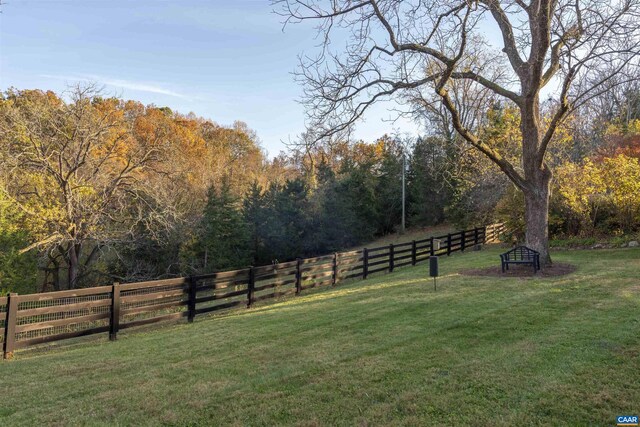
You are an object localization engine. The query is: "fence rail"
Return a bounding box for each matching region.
[2,223,505,359]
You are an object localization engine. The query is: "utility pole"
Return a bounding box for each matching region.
[401,151,406,233]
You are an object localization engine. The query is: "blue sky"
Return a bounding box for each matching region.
[0,0,420,157]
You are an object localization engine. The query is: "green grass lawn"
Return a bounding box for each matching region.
[1,247,639,426]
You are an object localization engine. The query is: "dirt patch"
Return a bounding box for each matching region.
[460,262,576,278]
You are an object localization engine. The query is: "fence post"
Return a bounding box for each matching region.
[389,244,395,272]
[188,276,197,322]
[447,233,452,256]
[3,293,18,360]
[461,230,466,252]
[474,227,479,245]
[109,283,121,341]
[430,237,435,256]
[332,253,338,286]
[411,240,417,266]
[295,258,302,295]
[363,248,369,279]
[482,225,488,244]
[247,267,255,308]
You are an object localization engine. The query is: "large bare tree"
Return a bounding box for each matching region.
[0,86,160,288]
[275,0,640,264]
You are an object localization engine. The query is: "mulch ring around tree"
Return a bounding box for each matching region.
[460,263,577,278]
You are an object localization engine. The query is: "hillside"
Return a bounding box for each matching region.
[349,224,456,251]
[1,247,639,425]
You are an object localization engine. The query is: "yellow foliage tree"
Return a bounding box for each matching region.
[601,154,640,232]
[554,154,640,234]
[554,160,606,233]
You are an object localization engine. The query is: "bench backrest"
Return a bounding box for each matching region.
[501,246,539,261]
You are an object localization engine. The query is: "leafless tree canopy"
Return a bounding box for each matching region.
[275,0,640,263]
[275,0,639,180]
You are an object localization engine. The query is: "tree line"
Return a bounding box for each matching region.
[0,88,446,293]
[2,79,640,293]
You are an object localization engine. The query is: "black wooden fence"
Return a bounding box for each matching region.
[1,223,505,359]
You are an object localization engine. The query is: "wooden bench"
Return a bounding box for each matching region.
[500,246,540,273]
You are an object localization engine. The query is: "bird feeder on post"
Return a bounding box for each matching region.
[429,256,439,291]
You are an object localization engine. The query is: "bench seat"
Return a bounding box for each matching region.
[500,246,540,273]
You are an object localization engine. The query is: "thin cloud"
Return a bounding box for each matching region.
[41,74,189,99]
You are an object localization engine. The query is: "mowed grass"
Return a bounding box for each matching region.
[1,247,639,426]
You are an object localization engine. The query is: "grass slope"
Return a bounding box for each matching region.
[350,224,455,251]
[1,247,639,426]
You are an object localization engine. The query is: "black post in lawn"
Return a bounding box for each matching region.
[429,256,439,291]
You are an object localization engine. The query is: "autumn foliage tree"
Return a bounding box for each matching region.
[554,154,640,234]
[0,87,157,288]
[0,87,268,290]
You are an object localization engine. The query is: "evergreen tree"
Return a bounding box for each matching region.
[242,181,268,265]
[407,136,452,226]
[339,161,378,240]
[271,178,309,260]
[183,180,251,273]
[374,142,403,234]
[306,162,371,254]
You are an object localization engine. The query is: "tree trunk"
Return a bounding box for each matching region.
[67,243,80,289]
[523,171,552,266]
[519,88,552,268]
[52,264,60,291]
